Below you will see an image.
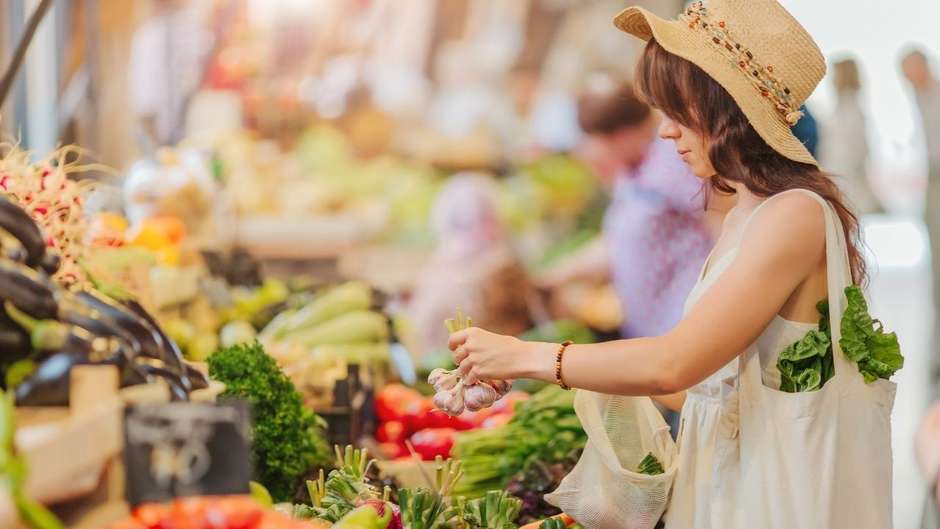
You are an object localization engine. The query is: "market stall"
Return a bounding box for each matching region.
[0,1,692,528]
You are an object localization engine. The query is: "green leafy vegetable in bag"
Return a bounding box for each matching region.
[777,286,903,393]
[635,452,664,476]
[840,286,904,383]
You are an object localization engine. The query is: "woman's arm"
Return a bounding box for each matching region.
[451,193,826,395]
[651,392,686,412]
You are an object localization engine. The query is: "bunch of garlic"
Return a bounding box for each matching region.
[430,310,513,416]
[429,368,512,415]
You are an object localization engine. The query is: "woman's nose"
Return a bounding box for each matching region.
[659,117,680,140]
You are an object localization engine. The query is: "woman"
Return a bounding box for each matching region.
[448,1,895,528]
[821,58,882,214]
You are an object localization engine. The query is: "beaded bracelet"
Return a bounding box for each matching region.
[555,341,574,390]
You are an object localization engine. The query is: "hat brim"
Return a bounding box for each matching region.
[614,7,818,167]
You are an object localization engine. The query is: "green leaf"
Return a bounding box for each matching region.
[777,329,830,393]
[635,452,664,475]
[840,286,876,363]
[839,286,904,382]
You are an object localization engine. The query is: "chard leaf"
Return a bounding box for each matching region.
[839,286,904,383]
[840,286,875,363]
[777,329,830,393]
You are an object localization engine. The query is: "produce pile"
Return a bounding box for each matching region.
[109,496,323,529]
[0,389,63,529]
[374,384,527,461]
[292,445,528,529]
[452,386,585,521]
[203,127,441,245]
[0,191,205,403]
[208,342,331,502]
[258,281,392,407]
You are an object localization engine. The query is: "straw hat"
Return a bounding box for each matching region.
[614,0,824,166]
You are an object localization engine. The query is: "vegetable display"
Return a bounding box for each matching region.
[108,496,324,529]
[777,286,903,393]
[208,342,330,502]
[296,446,384,523]
[453,490,522,529]
[505,449,581,524]
[452,385,585,499]
[259,281,391,408]
[0,193,202,404]
[374,383,526,461]
[429,312,512,417]
[0,389,63,529]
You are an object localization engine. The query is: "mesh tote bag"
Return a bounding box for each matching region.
[545,391,677,529]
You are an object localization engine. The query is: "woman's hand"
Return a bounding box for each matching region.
[448,327,556,385]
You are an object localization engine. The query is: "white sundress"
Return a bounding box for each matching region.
[665,195,824,529]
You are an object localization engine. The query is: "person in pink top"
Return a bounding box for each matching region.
[540,81,723,339]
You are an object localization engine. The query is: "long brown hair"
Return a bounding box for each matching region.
[635,39,866,284]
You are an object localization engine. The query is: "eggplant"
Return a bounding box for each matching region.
[57,298,143,360]
[120,299,187,375]
[127,362,189,401]
[73,290,170,367]
[14,352,91,406]
[0,198,45,268]
[0,327,29,358]
[0,259,57,319]
[39,252,61,276]
[184,363,209,390]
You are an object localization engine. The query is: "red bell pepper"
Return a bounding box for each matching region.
[376,420,408,444]
[375,384,423,423]
[428,409,475,431]
[409,428,456,460]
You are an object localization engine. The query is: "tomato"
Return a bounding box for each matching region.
[481,413,513,429]
[375,420,407,443]
[204,496,264,529]
[400,397,434,434]
[378,442,408,459]
[375,384,423,422]
[427,409,475,431]
[133,504,173,528]
[111,520,148,529]
[409,428,456,460]
[491,391,530,414]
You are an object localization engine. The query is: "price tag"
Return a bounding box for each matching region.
[123,401,252,506]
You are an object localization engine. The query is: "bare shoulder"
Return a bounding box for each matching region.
[739,191,826,265]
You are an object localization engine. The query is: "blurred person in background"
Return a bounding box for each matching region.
[129,0,212,149]
[903,49,940,317]
[539,80,720,341]
[917,400,940,527]
[821,58,882,215]
[407,174,531,357]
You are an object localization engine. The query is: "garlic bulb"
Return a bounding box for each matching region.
[429,368,459,391]
[463,382,498,412]
[433,383,465,416]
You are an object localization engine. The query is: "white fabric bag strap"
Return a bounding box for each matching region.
[739,188,859,385]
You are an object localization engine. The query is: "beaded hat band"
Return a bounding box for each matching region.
[680,2,804,126]
[613,0,826,166]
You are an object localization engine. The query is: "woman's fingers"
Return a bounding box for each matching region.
[462,364,479,385]
[453,346,469,365]
[448,329,470,351]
